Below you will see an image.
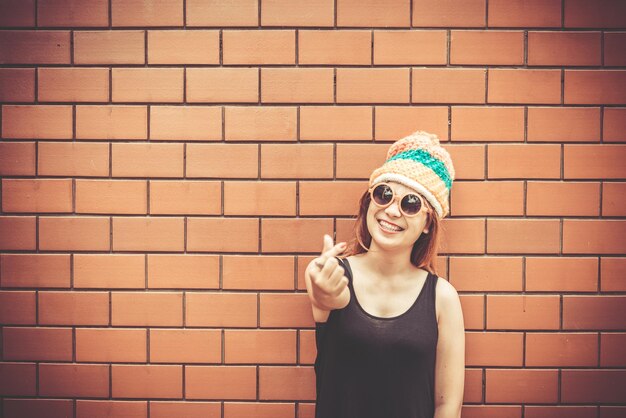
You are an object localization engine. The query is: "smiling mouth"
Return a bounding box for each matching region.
[378,219,404,232]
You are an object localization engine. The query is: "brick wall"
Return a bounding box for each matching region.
[1,0,625,417]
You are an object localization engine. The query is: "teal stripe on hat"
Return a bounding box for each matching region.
[387,149,453,189]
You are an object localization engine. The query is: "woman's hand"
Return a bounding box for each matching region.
[305,234,351,311]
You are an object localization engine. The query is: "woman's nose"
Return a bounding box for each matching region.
[384,199,402,217]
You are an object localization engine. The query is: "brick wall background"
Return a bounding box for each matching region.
[1,0,625,417]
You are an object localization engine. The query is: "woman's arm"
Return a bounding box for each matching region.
[434,279,466,418]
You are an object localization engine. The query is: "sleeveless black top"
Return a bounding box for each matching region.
[314,257,439,418]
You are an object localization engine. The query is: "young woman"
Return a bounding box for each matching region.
[304,131,465,418]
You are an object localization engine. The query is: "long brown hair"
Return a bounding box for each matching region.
[341,188,442,275]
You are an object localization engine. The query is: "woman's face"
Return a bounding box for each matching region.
[366,181,430,250]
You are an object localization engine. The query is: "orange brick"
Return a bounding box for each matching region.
[76,105,147,140]
[5,399,73,417]
[112,68,183,103]
[445,144,485,180]
[528,31,601,66]
[186,366,256,399]
[0,142,36,176]
[439,218,486,254]
[112,143,183,177]
[0,30,70,64]
[0,254,70,288]
[76,328,147,363]
[74,30,145,64]
[261,68,333,103]
[148,30,219,64]
[224,181,296,216]
[0,0,35,27]
[150,180,221,215]
[111,0,182,26]
[148,254,220,289]
[488,144,561,179]
[111,217,184,252]
[39,291,109,325]
[38,67,109,102]
[261,218,334,253]
[75,179,147,214]
[261,0,333,26]
[488,69,561,104]
[223,30,295,65]
[600,257,626,292]
[2,105,72,139]
[449,257,523,292]
[186,0,258,26]
[39,363,109,397]
[335,144,388,179]
[74,254,145,289]
[112,365,182,398]
[527,107,601,142]
[0,216,36,250]
[111,292,183,326]
[603,182,626,217]
[3,327,72,361]
[150,329,221,363]
[526,257,598,292]
[451,30,524,65]
[186,143,258,178]
[603,108,626,142]
[412,0,485,27]
[565,70,626,105]
[601,333,626,366]
[0,68,35,102]
[487,219,560,254]
[151,402,220,417]
[466,332,523,367]
[38,0,108,26]
[187,218,259,252]
[374,30,446,65]
[486,369,558,403]
[337,0,409,27]
[299,181,366,216]
[375,106,448,141]
[562,370,626,403]
[605,32,626,66]
[186,68,258,103]
[458,294,484,330]
[260,293,315,328]
[563,295,626,330]
[337,68,409,103]
[487,295,560,330]
[225,330,296,364]
[76,401,147,418]
[258,366,316,400]
[564,144,626,179]
[412,68,485,104]
[300,106,372,140]
[186,292,257,327]
[261,144,333,179]
[298,30,370,65]
[150,106,221,141]
[563,219,626,254]
[38,142,109,176]
[564,0,626,28]
[39,216,110,251]
[222,255,295,290]
[488,0,561,27]
[225,106,297,141]
[0,290,37,324]
[2,179,72,213]
[527,181,600,216]
[452,106,524,141]
[450,181,524,216]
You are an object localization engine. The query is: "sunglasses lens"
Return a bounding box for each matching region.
[372,184,393,206]
[401,194,422,215]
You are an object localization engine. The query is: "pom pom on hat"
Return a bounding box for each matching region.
[368,130,455,219]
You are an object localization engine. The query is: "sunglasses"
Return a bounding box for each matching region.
[368,183,427,217]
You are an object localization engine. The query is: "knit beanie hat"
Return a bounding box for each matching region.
[368,130,455,219]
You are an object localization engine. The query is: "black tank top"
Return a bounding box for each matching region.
[314,256,439,418]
